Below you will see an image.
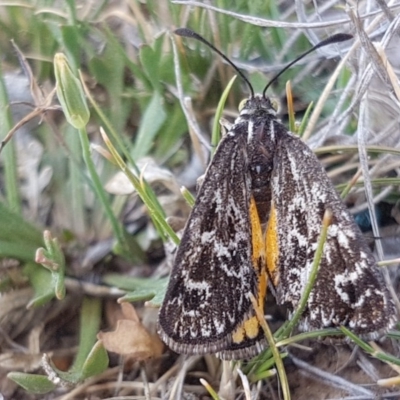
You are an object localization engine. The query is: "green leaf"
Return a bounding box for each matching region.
[24,231,67,307]
[40,298,107,385]
[140,45,158,85]
[154,103,186,159]
[103,274,168,305]
[60,24,82,67]
[35,231,66,300]
[0,241,41,263]
[120,288,157,302]
[211,75,237,151]
[0,64,21,212]
[0,201,43,260]
[139,36,166,91]
[80,340,109,380]
[102,27,150,89]
[131,91,166,159]
[70,297,103,375]
[146,278,169,306]
[23,263,56,308]
[87,32,131,134]
[7,373,56,395]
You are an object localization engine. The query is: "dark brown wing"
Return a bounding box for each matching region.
[158,129,260,356]
[270,126,396,337]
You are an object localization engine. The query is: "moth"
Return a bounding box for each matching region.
[157,28,397,360]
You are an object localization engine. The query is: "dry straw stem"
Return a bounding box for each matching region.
[370,342,400,376]
[56,370,172,400]
[148,362,182,397]
[332,7,400,136]
[294,0,347,45]
[349,6,400,95]
[379,258,400,267]
[237,368,252,400]
[167,356,202,400]
[200,378,219,399]
[250,293,290,400]
[302,41,354,141]
[218,361,237,399]
[172,0,400,29]
[170,30,210,167]
[358,95,400,311]
[0,40,58,152]
[349,185,393,215]
[208,8,231,98]
[306,5,400,150]
[290,354,375,397]
[375,43,400,101]
[378,376,400,388]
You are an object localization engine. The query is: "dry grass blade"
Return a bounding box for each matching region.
[172,0,400,29]
[290,354,375,397]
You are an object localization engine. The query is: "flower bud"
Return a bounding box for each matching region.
[54,53,89,129]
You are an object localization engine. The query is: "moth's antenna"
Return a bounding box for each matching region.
[262,33,353,97]
[175,28,352,100]
[175,28,255,98]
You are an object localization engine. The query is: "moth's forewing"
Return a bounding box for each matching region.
[158,129,260,356]
[268,120,396,336]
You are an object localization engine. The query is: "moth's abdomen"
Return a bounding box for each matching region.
[250,162,273,225]
[247,115,277,225]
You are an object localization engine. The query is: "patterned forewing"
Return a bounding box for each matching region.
[271,126,396,336]
[158,130,258,354]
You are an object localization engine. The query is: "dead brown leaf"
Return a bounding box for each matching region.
[98,302,163,362]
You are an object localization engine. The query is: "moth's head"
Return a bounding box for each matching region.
[238,94,278,116]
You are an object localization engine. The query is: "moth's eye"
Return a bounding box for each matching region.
[238,99,247,111]
[270,98,280,112]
